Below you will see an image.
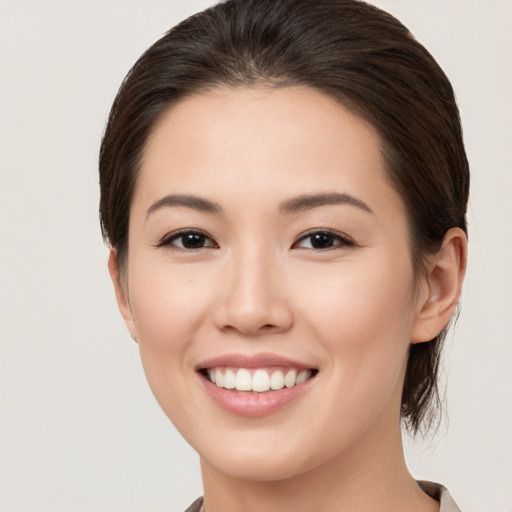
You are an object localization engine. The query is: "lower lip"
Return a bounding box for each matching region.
[199,373,315,417]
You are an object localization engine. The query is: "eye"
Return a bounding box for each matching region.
[158,230,218,250]
[293,230,354,250]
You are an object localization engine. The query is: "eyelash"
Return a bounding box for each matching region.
[157,229,354,251]
[292,230,355,251]
[157,229,218,250]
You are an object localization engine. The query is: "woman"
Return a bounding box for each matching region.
[99,0,468,510]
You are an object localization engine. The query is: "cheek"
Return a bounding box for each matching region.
[126,264,215,428]
[299,253,413,326]
[282,257,416,456]
[128,263,212,353]
[293,252,416,387]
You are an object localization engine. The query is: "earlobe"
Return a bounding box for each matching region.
[411,227,467,343]
[108,249,139,343]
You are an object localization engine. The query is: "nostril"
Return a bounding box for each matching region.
[221,322,279,334]
[212,297,294,335]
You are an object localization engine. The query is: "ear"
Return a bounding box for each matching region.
[410,227,467,343]
[108,249,139,343]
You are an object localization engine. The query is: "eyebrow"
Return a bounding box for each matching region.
[145,192,373,218]
[146,194,222,217]
[279,193,373,215]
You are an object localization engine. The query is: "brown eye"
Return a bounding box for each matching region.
[160,230,217,250]
[294,231,353,250]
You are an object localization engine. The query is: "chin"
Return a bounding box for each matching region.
[193,427,328,483]
[203,449,315,482]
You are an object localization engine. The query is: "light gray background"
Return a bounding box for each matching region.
[1,1,511,511]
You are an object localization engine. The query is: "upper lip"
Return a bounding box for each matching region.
[196,352,317,371]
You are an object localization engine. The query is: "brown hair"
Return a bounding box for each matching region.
[99,0,469,434]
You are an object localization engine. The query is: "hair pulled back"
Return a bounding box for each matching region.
[99,0,469,434]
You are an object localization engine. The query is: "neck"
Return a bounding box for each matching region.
[200,421,439,512]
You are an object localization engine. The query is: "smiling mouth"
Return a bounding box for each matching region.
[200,367,318,393]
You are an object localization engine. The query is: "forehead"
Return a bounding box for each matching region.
[135,85,402,217]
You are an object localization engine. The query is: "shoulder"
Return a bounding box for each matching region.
[183,496,204,512]
[184,487,463,512]
[418,481,463,512]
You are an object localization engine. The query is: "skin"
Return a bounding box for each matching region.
[109,86,466,512]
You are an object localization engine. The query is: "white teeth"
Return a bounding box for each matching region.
[270,370,285,390]
[223,369,236,389]
[284,369,297,388]
[235,369,252,391]
[296,369,311,384]
[207,367,314,392]
[252,369,271,392]
[214,368,224,387]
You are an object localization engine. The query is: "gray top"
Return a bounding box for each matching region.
[184,481,462,511]
[418,481,462,512]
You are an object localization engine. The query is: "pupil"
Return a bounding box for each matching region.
[183,233,205,248]
[311,233,334,249]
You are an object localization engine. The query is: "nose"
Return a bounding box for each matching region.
[212,248,294,336]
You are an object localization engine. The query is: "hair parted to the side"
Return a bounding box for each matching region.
[99,0,469,434]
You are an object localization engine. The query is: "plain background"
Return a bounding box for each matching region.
[0,1,511,511]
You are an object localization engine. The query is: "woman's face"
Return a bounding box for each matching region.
[116,86,427,480]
